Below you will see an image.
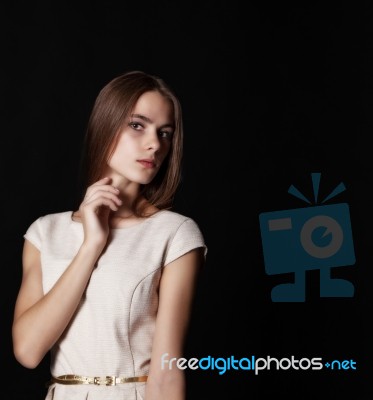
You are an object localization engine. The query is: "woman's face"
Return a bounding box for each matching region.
[106,90,174,186]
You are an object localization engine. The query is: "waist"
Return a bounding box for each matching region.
[48,374,148,386]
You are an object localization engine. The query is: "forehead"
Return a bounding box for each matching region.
[132,91,174,123]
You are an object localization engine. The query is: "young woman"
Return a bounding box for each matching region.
[12,70,207,400]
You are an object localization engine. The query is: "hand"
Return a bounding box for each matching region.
[79,177,122,252]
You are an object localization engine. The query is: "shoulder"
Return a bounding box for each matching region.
[29,211,73,229]
[24,211,73,251]
[154,210,203,234]
[155,210,207,264]
[25,211,74,238]
[155,209,192,223]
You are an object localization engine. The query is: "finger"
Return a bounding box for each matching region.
[85,185,120,202]
[89,197,119,212]
[84,190,122,207]
[93,177,111,186]
[84,177,112,197]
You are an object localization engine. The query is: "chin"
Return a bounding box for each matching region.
[126,170,159,185]
[139,178,155,185]
[133,174,156,185]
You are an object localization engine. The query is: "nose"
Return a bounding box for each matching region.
[145,129,161,151]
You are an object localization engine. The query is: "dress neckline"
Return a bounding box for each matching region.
[69,209,168,231]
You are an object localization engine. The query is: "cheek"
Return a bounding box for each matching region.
[109,141,131,167]
[160,142,172,159]
[157,150,170,168]
[114,136,138,156]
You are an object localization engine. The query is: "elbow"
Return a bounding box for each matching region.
[13,338,44,369]
[13,344,42,369]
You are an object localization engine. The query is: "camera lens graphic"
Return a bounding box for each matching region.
[300,215,343,259]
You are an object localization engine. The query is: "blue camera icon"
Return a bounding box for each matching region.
[259,175,356,302]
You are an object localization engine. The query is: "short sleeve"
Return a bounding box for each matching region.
[24,217,43,251]
[164,218,207,266]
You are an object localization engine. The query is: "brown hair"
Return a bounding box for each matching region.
[78,70,183,216]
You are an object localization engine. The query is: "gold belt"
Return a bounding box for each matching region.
[49,374,148,386]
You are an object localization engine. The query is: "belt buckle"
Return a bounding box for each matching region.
[94,376,116,386]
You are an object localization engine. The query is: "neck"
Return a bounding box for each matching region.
[113,196,158,219]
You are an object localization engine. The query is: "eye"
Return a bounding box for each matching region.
[159,131,173,140]
[129,121,143,130]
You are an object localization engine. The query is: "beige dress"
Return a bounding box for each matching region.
[24,210,207,400]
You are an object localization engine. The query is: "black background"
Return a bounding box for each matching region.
[2,1,372,399]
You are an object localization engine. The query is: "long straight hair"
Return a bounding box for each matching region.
[77,71,183,216]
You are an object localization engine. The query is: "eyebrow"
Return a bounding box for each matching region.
[131,114,174,129]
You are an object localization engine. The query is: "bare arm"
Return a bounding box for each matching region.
[12,177,121,368]
[12,239,102,368]
[145,247,205,400]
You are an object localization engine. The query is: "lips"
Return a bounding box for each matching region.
[137,159,156,169]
